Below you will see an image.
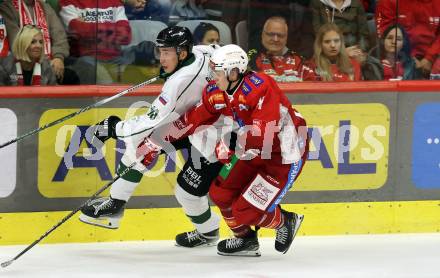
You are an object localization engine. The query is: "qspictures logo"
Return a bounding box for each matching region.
[0,108,17,198]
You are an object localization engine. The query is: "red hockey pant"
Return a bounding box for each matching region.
[209,154,306,236]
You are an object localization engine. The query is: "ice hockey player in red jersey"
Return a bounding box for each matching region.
[169,44,309,256]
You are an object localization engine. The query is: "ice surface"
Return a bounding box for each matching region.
[0,233,438,278]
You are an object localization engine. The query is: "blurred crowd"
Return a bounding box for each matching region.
[0,0,438,86]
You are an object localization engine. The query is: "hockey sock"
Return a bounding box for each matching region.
[110,162,142,201]
[175,184,220,233]
[220,207,253,237]
[187,208,220,234]
[257,206,285,229]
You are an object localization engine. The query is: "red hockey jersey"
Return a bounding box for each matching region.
[178,72,307,163]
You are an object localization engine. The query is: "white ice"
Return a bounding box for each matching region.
[0,233,438,278]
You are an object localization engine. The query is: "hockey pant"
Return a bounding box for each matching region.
[209,154,307,237]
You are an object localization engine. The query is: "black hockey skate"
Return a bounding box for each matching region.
[217,230,260,257]
[79,197,126,229]
[175,229,219,248]
[275,208,304,253]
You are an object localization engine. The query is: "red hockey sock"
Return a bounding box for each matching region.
[220,207,253,237]
[257,206,285,229]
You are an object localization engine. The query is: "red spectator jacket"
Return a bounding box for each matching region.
[376,0,440,62]
[302,58,362,81]
[0,14,8,57]
[251,49,304,82]
[382,59,404,80]
[59,0,131,60]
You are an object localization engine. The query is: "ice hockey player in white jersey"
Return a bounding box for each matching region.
[79,26,232,248]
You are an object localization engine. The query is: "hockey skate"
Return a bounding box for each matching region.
[79,197,126,229]
[275,208,304,253]
[217,230,260,257]
[175,229,219,248]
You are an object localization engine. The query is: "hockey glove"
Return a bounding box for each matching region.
[136,137,162,167]
[91,116,121,146]
[215,138,234,164]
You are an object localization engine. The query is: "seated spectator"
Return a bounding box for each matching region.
[248,16,304,82]
[302,23,362,81]
[310,0,370,57]
[169,0,207,24]
[0,25,56,85]
[59,0,132,84]
[0,0,71,84]
[0,12,9,58]
[247,0,315,59]
[362,24,416,80]
[125,0,171,23]
[376,0,439,79]
[193,22,219,45]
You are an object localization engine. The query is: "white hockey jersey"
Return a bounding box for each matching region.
[115,45,232,162]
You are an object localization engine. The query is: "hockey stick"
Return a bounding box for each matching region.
[0,76,160,150]
[0,161,137,269]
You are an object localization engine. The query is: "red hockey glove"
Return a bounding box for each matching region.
[136,137,162,167]
[215,138,234,164]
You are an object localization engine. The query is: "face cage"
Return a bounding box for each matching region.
[207,61,225,82]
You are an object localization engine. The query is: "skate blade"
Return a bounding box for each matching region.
[283,214,304,254]
[79,213,120,229]
[174,241,218,248]
[217,249,261,257]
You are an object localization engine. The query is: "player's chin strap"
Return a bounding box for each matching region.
[226,73,244,94]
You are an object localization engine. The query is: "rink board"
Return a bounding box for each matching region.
[1,201,440,245]
[0,81,440,245]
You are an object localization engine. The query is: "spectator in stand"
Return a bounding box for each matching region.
[193,22,219,45]
[376,0,440,79]
[124,0,171,24]
[169,0,207,24]
[0,12,9,58]
[310,0,370,62]
[59,0,132,84]
[0,25,56,85]
[249,16,304,82]
[302,23,362,81]
[247,0,315,59]
[0,0,73,84]
[362,24,416,80]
